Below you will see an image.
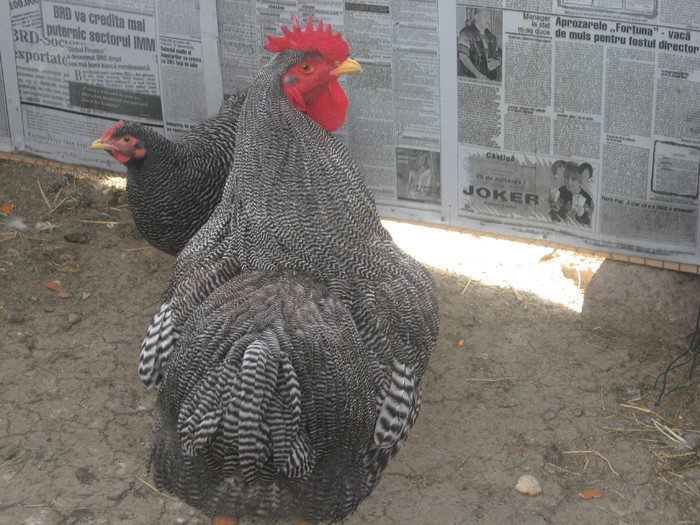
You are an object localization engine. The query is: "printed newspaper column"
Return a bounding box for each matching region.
[595,21,699,255]
[343,1,396,204]
[0,63,10,147]
[155,0,223,139]
[0,11,16,151]
[0,0,18,151]
[343,0,443,224]
[391,1,442,213]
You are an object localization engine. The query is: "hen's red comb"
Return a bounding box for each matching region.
[264,14,349,62]
[102,120,125,139]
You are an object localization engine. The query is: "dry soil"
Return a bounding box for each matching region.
[1,159,698,525]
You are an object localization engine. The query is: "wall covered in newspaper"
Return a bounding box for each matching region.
[1,0,699,264]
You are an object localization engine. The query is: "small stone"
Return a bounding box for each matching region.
[34,221,57,232]
[35,449,56,462]
[79,292,91,300]
[67,313,82,325]
[64,232,90,244]
[515,474,543,496]
[7,311,25,324]
[57,292,74,299]
[65,509,95,524]
[57,252,76,263]
[74,467,96,484]
[542,411,556,421]
[14,331,31,342]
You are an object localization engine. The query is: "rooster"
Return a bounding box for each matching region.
[140,15,439,524]
[89,93,245,255]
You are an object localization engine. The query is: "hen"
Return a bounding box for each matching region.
[140,15,439,524]
[90,93,245,255]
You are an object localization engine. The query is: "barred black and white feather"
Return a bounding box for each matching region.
[143,48,439,523]
[374,359,417,449]
[138,301,176,388]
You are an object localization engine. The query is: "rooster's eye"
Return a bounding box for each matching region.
[300,63,314,74]
[123,137,131,143]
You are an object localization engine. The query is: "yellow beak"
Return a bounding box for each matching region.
[331,58,362,76]
[90,138,112,150]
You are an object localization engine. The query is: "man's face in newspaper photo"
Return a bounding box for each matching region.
[475,9,490,29]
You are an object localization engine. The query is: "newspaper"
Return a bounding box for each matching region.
[0,0,222,170]
[0,1,17,150]
[0,1,699,265]
[451,1,700,263]
[0,60,10,148]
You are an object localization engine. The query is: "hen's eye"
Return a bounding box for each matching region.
[300,63,314,74]
[123,137,131,143]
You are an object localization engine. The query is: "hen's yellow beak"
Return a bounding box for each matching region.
[331,58,362,76]
[90,138,112,150]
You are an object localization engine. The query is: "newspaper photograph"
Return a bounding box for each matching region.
[459,149,598,229]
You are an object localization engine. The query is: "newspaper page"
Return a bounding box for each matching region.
[0,56,12,149]
[2,1,699,265]
[343,1,442,224]
[3,0,222,170]
[450,1,700,264]
[0,1,17,150]
[215,0,444,225]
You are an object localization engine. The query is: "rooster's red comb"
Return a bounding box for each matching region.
[264,14,349,62]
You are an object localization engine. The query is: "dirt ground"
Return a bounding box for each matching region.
[1,158,699,525]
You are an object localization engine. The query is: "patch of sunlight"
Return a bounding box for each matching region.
[382,219,604,312]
